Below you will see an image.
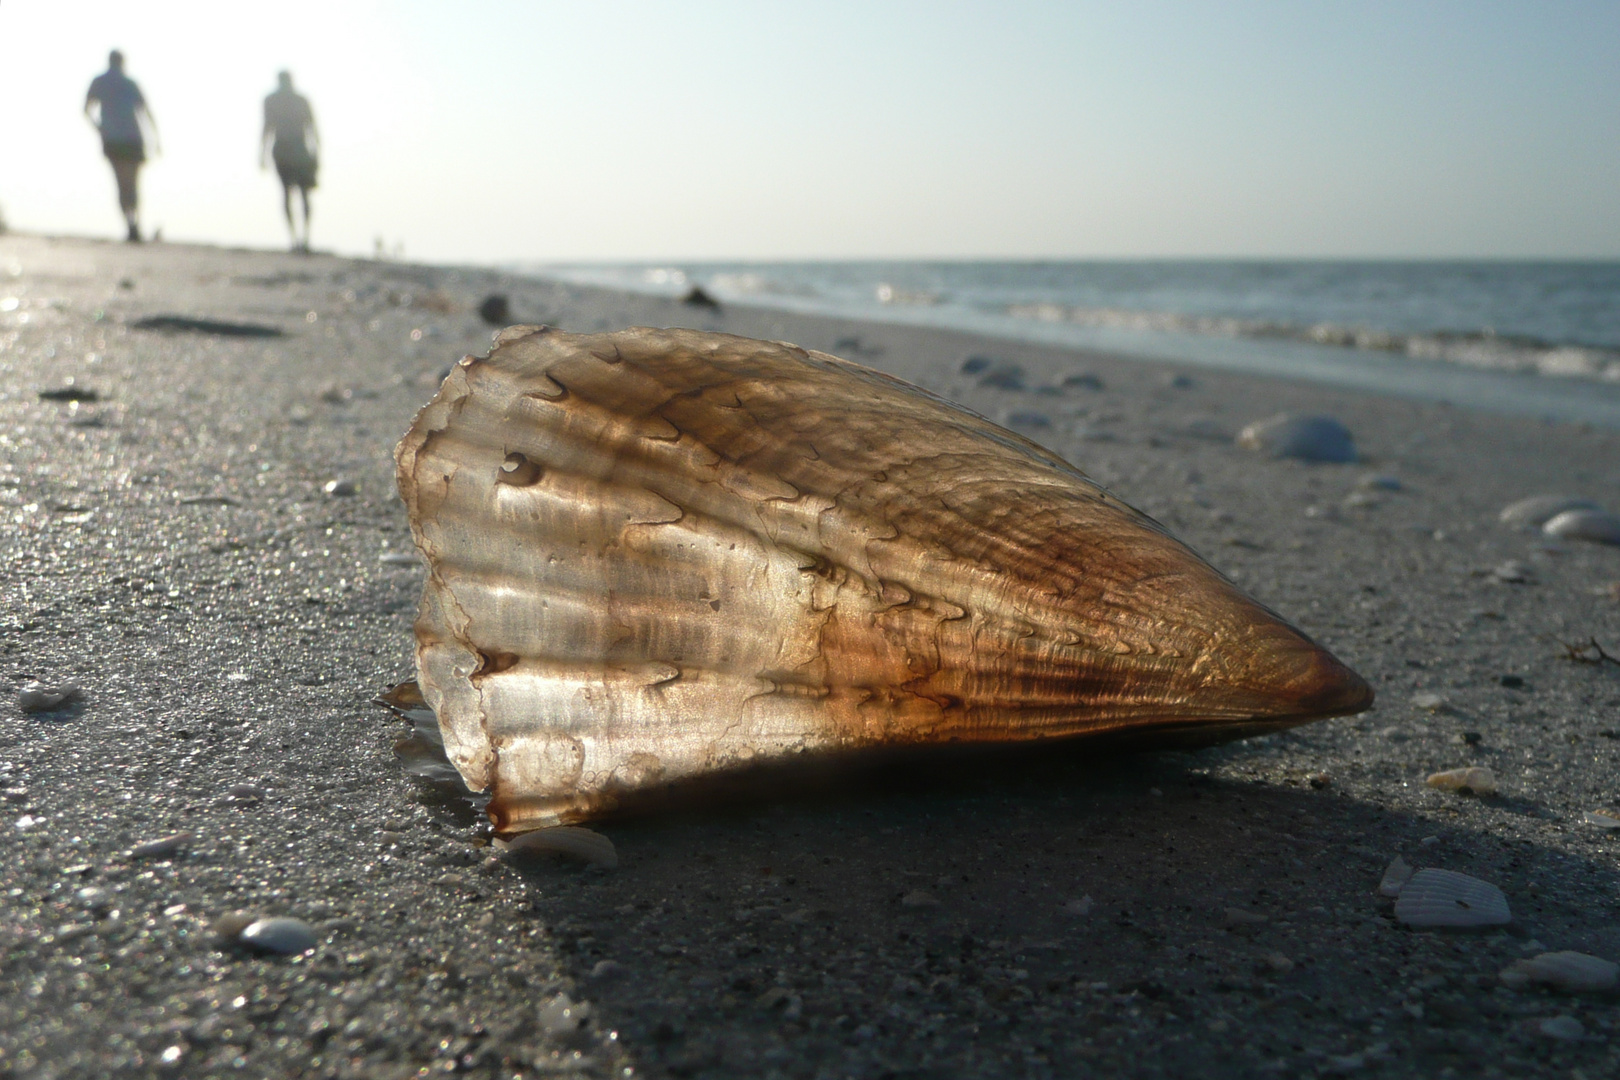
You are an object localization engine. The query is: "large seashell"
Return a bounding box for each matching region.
[1392,868,1512,929]
[395,327,1373,832]
[1499,951,1619,994]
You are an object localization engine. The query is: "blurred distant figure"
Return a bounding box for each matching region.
[261,71,319,252]
[84,50,159,243]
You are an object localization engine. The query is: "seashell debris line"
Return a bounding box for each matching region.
[395,327,1374,832]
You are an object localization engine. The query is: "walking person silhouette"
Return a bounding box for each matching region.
[84,50,159,243]
[261,71,319,252]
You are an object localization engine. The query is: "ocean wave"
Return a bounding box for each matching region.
[1005,303,1620,382]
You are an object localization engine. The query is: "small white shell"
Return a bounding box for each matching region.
[1236,413,1356,463]
[538,992,592,1036]
[1542,509,1620,545]
[1583,808,1620,830]
[17,681,83,713]
[1499,951,1619,993]
[1499,495,1598,528]
[1378,855,1414,898]
[1392,868,1512,929]
[499,825,618,869]
[1426,766,1497,797]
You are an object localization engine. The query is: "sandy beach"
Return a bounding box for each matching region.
[2,233,1618,1079]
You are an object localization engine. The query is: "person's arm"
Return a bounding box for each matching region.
[260,103,273,169]
[306,105,320,158]
[84,87,100,131]
[140,105,161,155]
[133,84,160,154]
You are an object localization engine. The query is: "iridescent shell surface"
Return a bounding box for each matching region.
[395,327,1373,832]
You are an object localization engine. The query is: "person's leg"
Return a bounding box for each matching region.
[111,158,140,240]
[281,182,297,248]
[298,185,312,250]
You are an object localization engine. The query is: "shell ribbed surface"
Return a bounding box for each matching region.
[395,327,1373,831]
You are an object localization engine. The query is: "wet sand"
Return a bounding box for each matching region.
[1,233,1618,1079]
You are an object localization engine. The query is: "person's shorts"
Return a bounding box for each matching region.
[102,140,145,164]
[273,145,318,190]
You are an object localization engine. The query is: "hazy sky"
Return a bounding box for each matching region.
[2,1,1616,262]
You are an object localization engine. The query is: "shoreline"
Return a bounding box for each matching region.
[528,259,1620,430]
[2,234,1619,1078]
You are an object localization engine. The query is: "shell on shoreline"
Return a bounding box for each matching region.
[1378,855,1414,898]
[1235,413,1357,463]
[1499,495,1599,529]
[1392,868,1512,929]
[1500,951,1618,994]
[395,327,1374,832]
[1543,509,1620,546]
[1426,766,1497,797]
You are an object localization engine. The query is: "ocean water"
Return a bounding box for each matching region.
[530,260,1620,428]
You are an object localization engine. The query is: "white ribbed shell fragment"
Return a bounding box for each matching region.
[1425,766,1497,796]
[1499,951,1619,993]
[497,825,618,869]
[1392,868,1512,929]
[1378,855,1414,898]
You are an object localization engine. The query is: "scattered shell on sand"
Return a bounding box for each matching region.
[238,916,317,956]
[17,681,82,713]
[395,328,1372,832]
[1411,692,1450,712]
[497,825,618,869]
[1426,766,1497,797]
[538,992,592,1037]
[1499,495,1599,529]
[1582,808,1620,830]
[1063,896,1094,916]
[1378,855,1414,898]
[210,911,260,940]
[1235,413,1357,463]
[323,478,357,497]
[128,831,193,859]
[1393,868,1511,929]
[1543,509,1620,546]
[1491,560,1535,584]
[1537,1015,1586,1041]
[1500,951,1619,993]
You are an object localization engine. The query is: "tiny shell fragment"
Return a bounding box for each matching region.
[1583,808,1620,830]
[238,916,317,955]
[129,831,193,859]
[1378,855,1414,898]
[1426,766,1497,797]
[1499,495,1599,528]
[538,992,592,1036]
[1392,868,1511,929]
[499,825,618,869]
[1236,413,1356,463]
[17,681,82,713]
[1499,951,1619,994]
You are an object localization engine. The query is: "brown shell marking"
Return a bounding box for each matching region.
[395,326,1372,832]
